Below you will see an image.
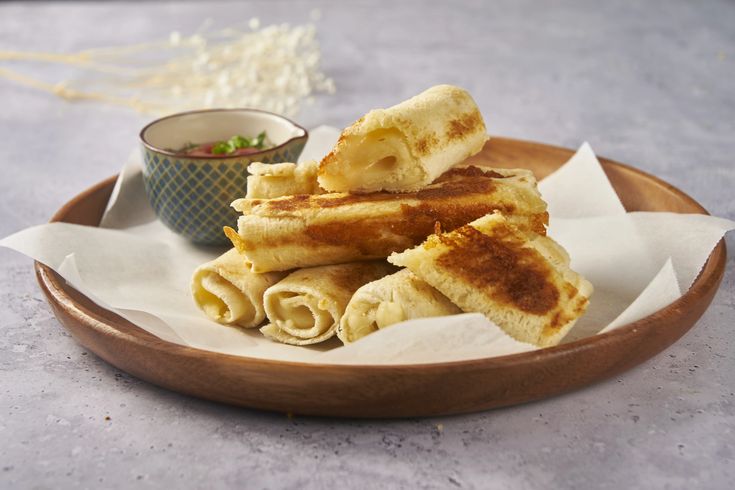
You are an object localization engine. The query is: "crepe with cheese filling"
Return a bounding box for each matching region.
[337,269,461,344]
[191,248,287,328]
[318,85,488,193]
[388,212,593,347]
[229,166,547,273]
[246,160,322,199]
[260,261,396,345]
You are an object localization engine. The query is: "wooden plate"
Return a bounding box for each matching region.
[35,138,727,418]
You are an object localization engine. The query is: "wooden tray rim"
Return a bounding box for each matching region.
[35,137,727,375]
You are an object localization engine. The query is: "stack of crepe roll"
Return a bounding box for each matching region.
[192,84,592,348]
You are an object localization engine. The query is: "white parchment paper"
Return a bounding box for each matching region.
[2,128,733,364]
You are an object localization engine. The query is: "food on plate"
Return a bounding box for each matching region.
[318,84,487,193]
[191,248,287,327]
[190,84,594,352]
[260,261,396,345]
[245,160,323,199]
[337,269,461,344]
[388,212,593,347]
[228,166,548,273]
[175,132,270,157]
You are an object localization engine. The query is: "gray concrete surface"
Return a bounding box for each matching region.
[1,1,734,489]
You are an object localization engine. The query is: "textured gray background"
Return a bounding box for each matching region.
[1,1,734,489]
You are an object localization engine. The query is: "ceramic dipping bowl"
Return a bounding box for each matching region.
[140,108,308,245]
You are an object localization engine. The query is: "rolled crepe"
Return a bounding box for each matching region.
[338,269,461,344]
[229,166,547,272]
[246,160,322,199]
[260,261,396,345]
[191,248,287,327]
[318,84,488,193]
[388,212,593,347]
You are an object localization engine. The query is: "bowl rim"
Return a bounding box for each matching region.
[139,108,309,160]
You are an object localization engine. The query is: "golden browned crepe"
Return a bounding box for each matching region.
[260,261,396,345]
[338,269,461,344]
[245,160,322,199]
[318,85,488,193]
[388,212,593,347]
[191,248,287,328]
[227,167,548,272]
[228,166,548,272]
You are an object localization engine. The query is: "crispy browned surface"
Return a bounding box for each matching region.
[446,110,483,140]
[435,224,560,315]
[400,201,517,239]
[436,166,506,180]
[415,177,496,200]
[295,205,540,259]
[324,262,398,293]
[542,288,589,335]
[247,167,515,213]
[528,212,550,236]
[255,166,506,211]
[247,193,311,210]
[240,168,547,259]
[414,133,440,155]
[302,219,409,256]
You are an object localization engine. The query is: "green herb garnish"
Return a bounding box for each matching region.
[211,141,233,154]
[254,131,266,148]
[211,132,268,155]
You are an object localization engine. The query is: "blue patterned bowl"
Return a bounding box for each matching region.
[140,109,308,245]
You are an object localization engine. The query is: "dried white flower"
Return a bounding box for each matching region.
[0,22,336,117]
